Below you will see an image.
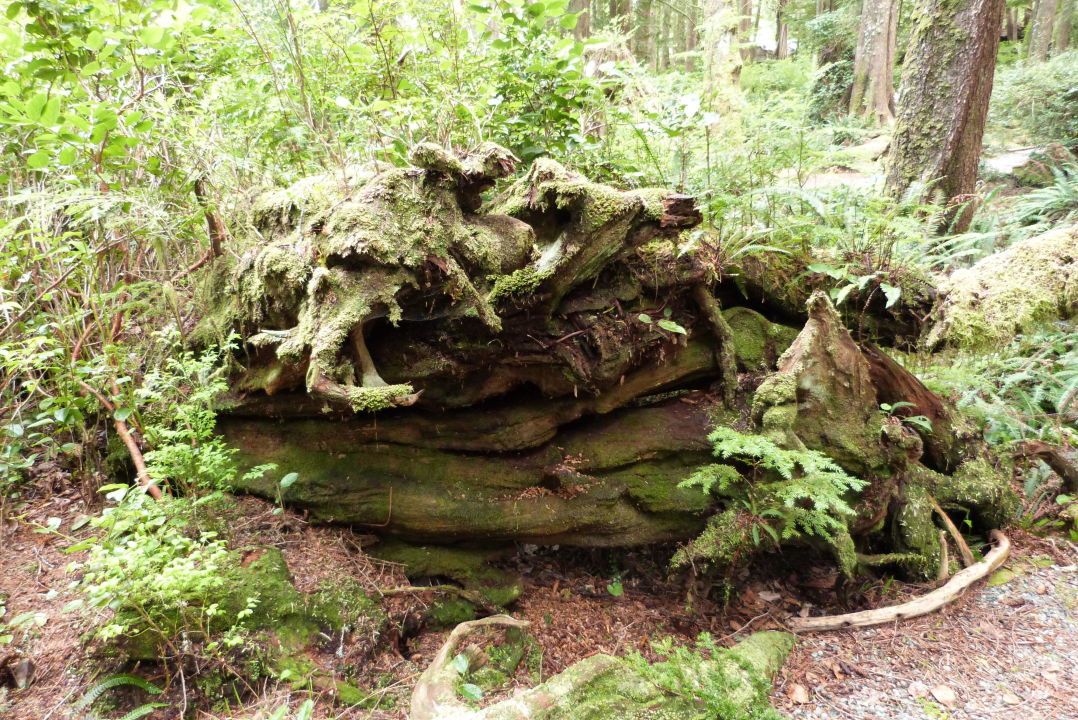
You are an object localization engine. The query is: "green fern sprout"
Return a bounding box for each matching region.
[75,674,164,720]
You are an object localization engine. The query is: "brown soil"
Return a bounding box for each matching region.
[2,471,1076,720]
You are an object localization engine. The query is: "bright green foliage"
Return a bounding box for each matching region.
[625,632,791,720]
[991,51,1078,146]
[919,325,1078,448]
[673,427,866,570]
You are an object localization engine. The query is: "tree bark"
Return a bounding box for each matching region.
[608,0,630,34]
[570,0,590,40]
[1054,0,1075,53]
[1028,0,1060,60]
[884,0,1004,232]
[775,0,790,59]
[634,0,654,67]
[849,0,900,124]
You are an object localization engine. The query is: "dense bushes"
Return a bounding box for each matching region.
[991,51,1078,148]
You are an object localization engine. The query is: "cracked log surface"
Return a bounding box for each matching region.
[199,144,1017,576]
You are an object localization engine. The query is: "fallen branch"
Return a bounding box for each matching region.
[928,494,975,567]
[789,530,1010,632]
[75,380,162,501]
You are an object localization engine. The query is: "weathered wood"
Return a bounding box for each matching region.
[789,531,1011,632]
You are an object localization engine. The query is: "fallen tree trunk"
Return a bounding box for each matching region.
[201,143,1018,585]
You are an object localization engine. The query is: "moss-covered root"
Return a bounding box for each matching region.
[412,623,795,720]
[691,283,738,405]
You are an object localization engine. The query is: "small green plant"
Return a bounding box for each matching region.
[673,427,866,571]
[627,633,783,720]
[880,401,933,434]
[74,673,164,720]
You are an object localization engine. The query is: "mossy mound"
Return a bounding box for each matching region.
[928,224,1078,350]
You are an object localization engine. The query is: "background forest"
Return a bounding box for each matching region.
[1,0,1077,719]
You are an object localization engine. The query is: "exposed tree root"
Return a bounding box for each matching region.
[411,614,531,720]
[789,530,1010,632]
[929,494,975,567]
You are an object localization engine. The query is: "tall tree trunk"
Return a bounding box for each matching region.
[608,0,630,34]
[884,0,1004,232]
[634,0,655,67]
[570,0,591,40]
[1028,0,1060,60]
[1054,0,1075,52]
[1006,8,1019,41]
[685,2,699,71]
[775,0,790,59]
[737,0,753,61]
[703,0,742,95]
[849,0,900,124]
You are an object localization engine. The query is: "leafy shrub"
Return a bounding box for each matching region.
[807,59,853,124]
[673,427,865,572]
[919,325,1078,448]
[740,58,813,96]
[990,51,1078,146]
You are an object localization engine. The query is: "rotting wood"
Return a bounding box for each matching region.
[789,530,1010,632]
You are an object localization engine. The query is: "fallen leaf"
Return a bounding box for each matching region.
[1035,583,1049,595]
[758,590,782,603]
[930,685,957,708]
[999,595,1026,607]
[907,681,929,698]
[787,683,810,704]
[1001,691,1022,705]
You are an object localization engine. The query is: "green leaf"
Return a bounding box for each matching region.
[452,653,470,674]
[5,3,22,20]
[139,26,166,47]
[559,12,579,29]
[1056,494,1074,505]
[279,471,299,489]
[657,319,687,335]
[606,580,623,596]
[460,683,484,702]
[113,407,134,421]
[85,30,105,52]
[637,313,652,324]
[58,146,76,165]
[26,150,49,168]
[880,283,902,309]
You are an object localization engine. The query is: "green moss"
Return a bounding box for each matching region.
[723,307,798,370]
[928,225,1078,350]
[347,383,416,412]
[370,540,522,611]
[932,457,1020,527]
[487,266,550,301]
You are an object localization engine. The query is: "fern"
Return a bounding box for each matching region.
[115,705,168,720]
[75,674,163,718]
[674,427,866,570]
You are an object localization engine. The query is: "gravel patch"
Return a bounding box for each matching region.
[772,540,1078,720]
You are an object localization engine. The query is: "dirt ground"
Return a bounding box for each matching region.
[2,473,1076,720]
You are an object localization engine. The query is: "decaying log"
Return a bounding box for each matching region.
[789,530,1011,632]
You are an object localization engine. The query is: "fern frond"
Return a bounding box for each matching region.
[76,674,163,711]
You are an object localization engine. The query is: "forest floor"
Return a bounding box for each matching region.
[1,472,1076,720]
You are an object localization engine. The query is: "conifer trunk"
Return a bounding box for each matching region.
[1028,0,1060,60]
[1054,0,1075,53]
[884,0,1004,232]
[849,0,900,124]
